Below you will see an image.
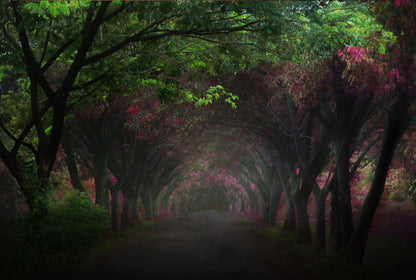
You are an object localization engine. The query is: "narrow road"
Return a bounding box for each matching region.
[61,210,313,280]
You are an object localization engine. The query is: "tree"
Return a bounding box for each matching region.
[344,0,416,262]
[0,0,284,217]
[67,97,123,209]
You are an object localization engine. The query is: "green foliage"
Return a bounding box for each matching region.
[185,85,239,109]
[276,1,396,62]
[2,190,109,275]
[45,190,109,246]
[24,1,79,18]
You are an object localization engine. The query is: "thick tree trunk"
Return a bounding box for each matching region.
[240,197,246,214]
[276,163,296,232]
[132,192,141,224]
[110,186,120,232]
[284,195,296,232]
[294,190,312,244]
[329,180,340,253]
[62,130,86,192]
[330,136,354,252]
[261,196,269,222]
[246,188,258,211]
[314,191,329,252]
[142,190,153,219]
[93,153,109,210]
[345,95,409,263]
[267,188,282,225]
[121,189,135,229]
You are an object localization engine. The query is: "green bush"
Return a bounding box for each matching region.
[2,190,109,275]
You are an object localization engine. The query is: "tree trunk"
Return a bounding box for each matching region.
[284,195,296,232]
[330,137,353,252]
[110,186,120,232]
[62,129,86,192]
[143,190,153,219]
[132,192,141,224]
[261,196,269,222]
[294,190,312,244]
[93,153,109,209]
[314,191,329,252]
[268,187,282,225]
[240,196,246,214]
[121,188,135,229]
[345,95,410,263]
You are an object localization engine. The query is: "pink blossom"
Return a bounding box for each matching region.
[395,0,400,8]
[110,175,117,185]
[389,69,400,81]
[395,0,409,8]
[127,104,138,114]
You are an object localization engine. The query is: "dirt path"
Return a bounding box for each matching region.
[60,211,313,280]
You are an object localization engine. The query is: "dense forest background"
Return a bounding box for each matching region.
[0,0,415,277]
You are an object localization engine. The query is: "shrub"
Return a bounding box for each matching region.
[40,190,109,254]
[2,190,109,275]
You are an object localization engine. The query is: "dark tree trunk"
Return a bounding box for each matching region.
[110,185,120,232]
[245,187,258,212]
[314,189,330,252]
[142,190,153,219]
[294,189,312,244]
[121,188,135,229]
[345,94,410,263]
[284,195,296,232]
[268,187,282,225]
[132,191,141,224]
[329,180,340,253]
[276,163,296,232]
[62,129,86,192]
[93,152,109,210]
[240,197,246,214]
[330,133,354,252]
[337,149,353,250]
[261,196,269,222]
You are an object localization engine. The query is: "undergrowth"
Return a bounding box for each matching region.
[241,219,379,280]
[1,190,154,279]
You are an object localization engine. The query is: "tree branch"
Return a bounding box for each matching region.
[11,2,55,100]
[84,19,260,66]
[39,21,51,67]
[100,1,130,23]
[41,38,76,73]
[0,24,20,50]
[0,121,37,156]
[30,79,48,147]
[11,101,51,156]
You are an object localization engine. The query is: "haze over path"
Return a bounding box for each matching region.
[62,210,313,280]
